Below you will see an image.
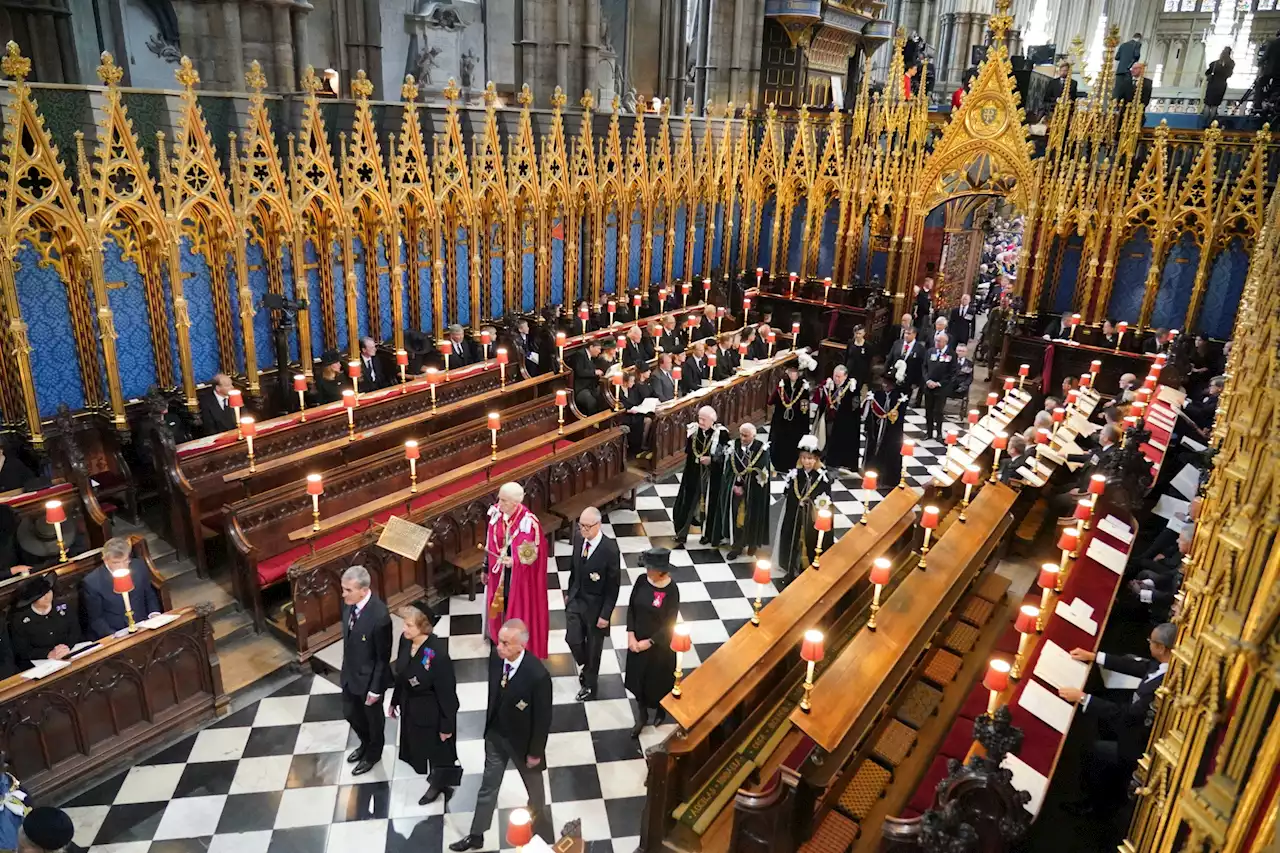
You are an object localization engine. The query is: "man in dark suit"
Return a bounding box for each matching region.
[513,318,541,375]
[658,315,681,355]
[651,353,677,402]
[445,324,476,367]
[1142,327,1171,354]
[948,294,976,347]
[450,619,554,850]
[339,565,393,776]
[682,342,709,394]
[1114,62,1153,109]
[81,536,163,639]
[1058,622,1175,816]
[356,337,388,392]
[566,507,621,701]
[913,278,934,337]
[1115,33,1143,75]
[1044,61,1080,106]
[922,333,956,440]
[622,325,653,368]
[999,435,1034,485]
[200,373,239,434]
[712,334,736,381]
[695,305,718,343]
[952,343,975,401]
[887,327,924,403]
[570,341,605,414]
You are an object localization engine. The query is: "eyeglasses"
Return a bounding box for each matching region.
[578,521,600,529]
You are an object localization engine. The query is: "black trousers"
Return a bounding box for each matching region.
[923,386,947,438]
[470,734,551,841]
[566,605,606,691]
[342,689,385,758]
[1080,739,1129,810]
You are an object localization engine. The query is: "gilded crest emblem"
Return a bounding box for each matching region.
[981,105,998,125]
[517,541,538,565]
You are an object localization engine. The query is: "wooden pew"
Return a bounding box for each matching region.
[0,605,224,798]
[747,283,890,354]
[157,356,518,575]
[645,352,799,474]
[997,334,1155,397]
[223,399,603,631]
[0,481,110,566]
[284,425,631,658]
[641,487,921,853]
[0,534,170,628]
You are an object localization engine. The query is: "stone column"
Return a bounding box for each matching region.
[903,0,923,35]
[969,14,988,67]
[668,0,685,102]
[271,1,296,92]
[556,0,569,91]
[693,0,711,112]
[1173,34,1189,87]
[516,0,536,89]
[291,2,311,90]
[221,2,246,92]
[584,0,600,100]
[952,12,972,77]
[729,0,748,101]
[939,13,955,85]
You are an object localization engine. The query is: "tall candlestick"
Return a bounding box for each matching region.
[293,374,308,420]
[751,560,771,626]
[860,470,878,524]
[799,630,824,713]
[405,440,420,492]
[899,439,915,489]
[813,508,832,569]
[1011,604,1039,679]
[671,625,691,696]
[960,465,980,522]
[868,557,891,631]
[342,390,357,441]
[1116,321,1127,352]
[241,417,257,473]
[426,367,439,411]
[397,349,409,392]
[229,389,244,438]
[985,659,1011,714]
[556,389,567,434]
[917,505,939,569]
[488,412,501,460]
[307,474,323,531]
[45,500,67,562]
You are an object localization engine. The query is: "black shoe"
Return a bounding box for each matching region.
[629,719,645,739]
[449,835,484,851]
[346,747,364,764]
[352,758,378,776]
[727,550,741,561]
[419,785,451,805]
[1061,800,1096,817]
[673,538,686,549]
[576,686,594,701]
[654,707,669,726]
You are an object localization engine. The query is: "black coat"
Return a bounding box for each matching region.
[651,369,677,402]
[485,652,553,763]
[888,338,925,386]
[1114,75,1153,107]
[845,341,871,387]
[952,356,975,398]
[570,350,603,413]
[82,560,163,639]
[356,354,389,392]
[315,374,347,404]
[948,305,976,344]
[10,602,81,665]
[200,393,239,434]
[390,633,459,775]
[622,339,654,367]
[682,356,708,394]
[923,347,957,391]
[624,576,680,707]
[1115,40,1142,73]
[1086,654,1165,764]
[1045,76,1080,105]
[1204,59,1235,106]
[340,595,394,696]
[565,531,622,626]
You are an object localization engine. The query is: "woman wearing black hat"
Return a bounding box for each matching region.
[314,350,348,404]
[624,548,681,738]
[390,600,461,804]
[18,806,75,852]
[9,573,80,666]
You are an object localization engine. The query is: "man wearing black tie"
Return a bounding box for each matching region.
[922,333,956,440]
[1058,622,1176,816]
[622,325,654,367]
[357,337,387,392]
[566,507,621,701]
[682,342,708,393]
[339,566,393,776]
[200,373,240,435]
[449,619,554,850]
[651,353,677,402]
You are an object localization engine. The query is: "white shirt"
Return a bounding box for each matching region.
[582,531,603,559]
[503,649,526,682]
[1083,656,1166,710]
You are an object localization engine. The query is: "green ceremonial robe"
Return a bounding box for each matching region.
[706,438,772,551]
[672,424,730,543]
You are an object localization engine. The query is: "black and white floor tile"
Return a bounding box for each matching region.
[58,408,953,853]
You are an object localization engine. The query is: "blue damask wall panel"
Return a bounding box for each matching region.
[712,204,726,270]
[787,201,806,273]
[332,247,349,352]
[280,245,300,363]
[103,237,159,400]
[692,204,707,274]
[650,216,665,285]
[817,204,839,277]
[376,236,393,341]
[858,221,870,278]
[455,227,470,326]
[157,248,179,384]
[178,237,220,382]
[352,237,370,341]
[550,229,564,308]
[417,252,434,334]
[757,199,776,269]
[626,212,642,291]
[243,242,277,370]
[395,240,410,341]
[1199,239,1248,339]
[604,217,618,293]
[1108,229,1152,323]
[673,205,687,277]
[1152,233,1199,330]
[1053,236,1083,315]
[304,241,325,357]
[489,228,504,318]
[15,243,85,414]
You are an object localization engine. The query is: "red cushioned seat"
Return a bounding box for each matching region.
[957,684,991,722]
[939,719,978,761]
[908,754,952,814]
[995,624,1022,654]
[255,521,368,587]
[900,806,922,819]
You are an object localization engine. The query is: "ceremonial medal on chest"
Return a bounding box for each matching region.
[652,591,667,608]
[518,540,538,565]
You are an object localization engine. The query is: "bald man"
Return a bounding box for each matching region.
[565,506,621,701]
[201,373,240,434]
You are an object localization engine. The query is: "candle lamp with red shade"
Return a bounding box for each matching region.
[681,280,691,308]
[987,391,999,420]
[984,658,1011,714]
[790,321,800,348]
[755,267,763,289]
[1088,474,1106,518]
[497,347,509,387]
[917,505,939,569]
[607,300,616,325]
[1067,313,1080,341]
[439,338,453,376]
[813,508,833,568]
[307,473,324,531]
[1018,363,1029,389]
[507,809,533,852]
[990,431,1008,483]
[1011,604,1040,679]
[480,328,492,361]
[425,367,440,411]
[488,412,501,460]
[703,277,712,303]
[611,371,624,409]
[716,305,725,335]
[578,304,590,335]
[658,287,668,312]
[396,349,409,390]
[405,440,420,492]
[960,465,981,522]
[1058,526,1079,582]
[788,271,797,297]
[799,629,823,712]
[293,374,308,419]
[112,563,137,632]
[555,331,566,369]
[555,389,567,434]
[868,557,891,631]
[859,470,878,524]
[1074,497,1094,535]
[899,438,915,489]
[1037,562,1059,629]
[1115,321,1128,351]
[742,295,752,319]
[342,389,357,440]
[229,389,244,438]
[823,276,832,303]
[751,559,771,626]
[671,624,692,697]
[348,360,362,403]
[45,500,68,562]
[766,329,776,358]
[241,417,257,472]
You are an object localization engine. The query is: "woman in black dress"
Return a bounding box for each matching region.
[389,601,461,804]
[844,325,872,388]
[863,366,909,488]
[9,573,80,666]
[773,437,833,584]
[625,548,681,738]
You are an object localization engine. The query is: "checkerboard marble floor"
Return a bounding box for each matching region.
[58,410,951,853]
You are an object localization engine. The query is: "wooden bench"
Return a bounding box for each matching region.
[548,469,648,538]
[447,509,561,600]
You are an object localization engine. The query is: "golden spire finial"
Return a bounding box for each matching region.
[580,89,594,112]
[401,74,419,102]
[551,86,567,110]
[352,69,373,99]
[517,83,533,107]
[1,42,30,82]
[175,56,199,90]
[611,95,621,113]
[443,77,461,103]
[97,51,124,87]
[989,0,1013,42]
[245,60,267,94]
[660,97,670,116]
[685,97,695,117]
[483,80,499,108]
[301,66,322,97]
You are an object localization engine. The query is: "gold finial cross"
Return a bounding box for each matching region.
[443,77,461,103]
[301,66,322,97]
[580,90,594,112]
[401,74,419,103]
[611,95,620,113]
[1,42,30,82]
[176,55,199,90]
[517,83,533,107]
[352,69,373,99]
[551,86,567,110]
[483,80,499,108]
[245,60,267,94]
[97,51,124,87]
